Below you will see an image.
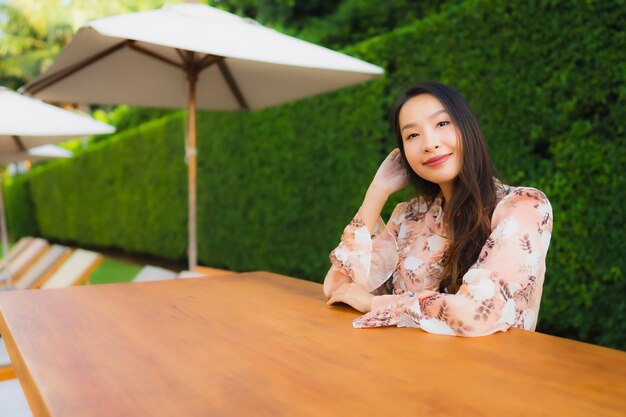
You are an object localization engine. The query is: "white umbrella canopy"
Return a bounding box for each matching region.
[23,3,384,269]
[24,4,383,110]
[0,86,115,152]
[0,144,73,164]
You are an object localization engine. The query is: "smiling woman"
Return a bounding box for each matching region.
[324,81,553,337]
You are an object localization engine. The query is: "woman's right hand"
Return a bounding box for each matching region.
[371,148,409,197]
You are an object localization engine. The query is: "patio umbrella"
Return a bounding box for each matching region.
[0,86,115,152]
[22,3,384,269]
[0,144,73,164]
[0,87,114,286]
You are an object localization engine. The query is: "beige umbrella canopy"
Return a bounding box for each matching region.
[0,144,73,165]
[0,86,115,152]
[24,3,384,269]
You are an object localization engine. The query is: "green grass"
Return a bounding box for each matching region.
[89,257,142,285]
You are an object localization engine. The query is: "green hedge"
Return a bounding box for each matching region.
[2,174,37,239]
[28,117,188,257]
[5,0,624,349]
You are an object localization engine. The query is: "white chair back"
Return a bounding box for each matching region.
[1,237,32,284]
[14,245,70,290]
[0,237,32,267]
[5,238,48,276]
[41,249,102,289]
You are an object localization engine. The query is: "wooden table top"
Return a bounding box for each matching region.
[1,272,625,417]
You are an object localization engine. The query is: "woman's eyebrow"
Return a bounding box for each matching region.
[401,122,415,132]
[428,109,448,119]
[401,109,448,132]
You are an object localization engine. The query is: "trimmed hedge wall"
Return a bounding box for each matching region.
[2,174,37,238]
[5,0,624,349]
[27,117,189,257]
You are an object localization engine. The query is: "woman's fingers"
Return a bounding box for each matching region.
[327,282,373,313]
[388,148,400,160]
[327,283,349,304]
[327,293,344,305]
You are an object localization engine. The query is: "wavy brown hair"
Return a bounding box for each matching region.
[392,81,497,293]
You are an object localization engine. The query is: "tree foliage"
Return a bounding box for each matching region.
[0,0,179,90]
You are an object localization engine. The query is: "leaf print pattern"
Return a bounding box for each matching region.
[331,181,553,337]
[519,234,532,253]
[474,300,496,321]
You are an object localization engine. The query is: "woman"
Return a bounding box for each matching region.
[324,81,553,336]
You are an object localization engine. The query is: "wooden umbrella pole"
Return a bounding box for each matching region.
[187,67,198,271]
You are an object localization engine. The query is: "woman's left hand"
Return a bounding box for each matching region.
[327,282,374,313]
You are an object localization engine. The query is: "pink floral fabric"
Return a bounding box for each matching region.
[329,182,553,336]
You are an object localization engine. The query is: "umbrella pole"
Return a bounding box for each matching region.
[187,70,198,271]
[0,177,13,289]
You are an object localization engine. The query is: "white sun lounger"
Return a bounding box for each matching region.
[40,249,103,289]
[12,245,71,290]
[7,237,33,260]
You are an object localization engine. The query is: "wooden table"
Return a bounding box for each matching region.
[1,272,624,417]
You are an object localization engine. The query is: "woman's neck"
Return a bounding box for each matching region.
[439,182,453,205]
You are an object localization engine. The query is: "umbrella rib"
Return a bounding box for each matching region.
[217,61,249,110]
[12,136,26,152]
[196,54,224,71]
[26,40,131,96]
[175,48,188,64]
[128,43,184,69]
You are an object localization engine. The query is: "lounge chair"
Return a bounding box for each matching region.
[40,249,103,289]
[0,238,49,286]
[132,265,177,282]
[13,245,72,290]
[1,237,33,287]
[0,236,33,268]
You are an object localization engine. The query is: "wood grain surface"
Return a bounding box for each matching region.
[1,271,624,417]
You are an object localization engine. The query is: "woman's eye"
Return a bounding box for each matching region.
[437,121,450,127]
[406,133,419,140]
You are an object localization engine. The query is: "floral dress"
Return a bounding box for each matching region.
[328,182,553,336]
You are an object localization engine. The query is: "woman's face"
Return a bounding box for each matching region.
[398,94,462,196]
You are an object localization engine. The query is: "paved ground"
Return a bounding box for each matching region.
[0,378,31,417]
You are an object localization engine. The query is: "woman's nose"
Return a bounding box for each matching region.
[422,131,440,151]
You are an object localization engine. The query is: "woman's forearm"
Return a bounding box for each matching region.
[323,184,388,298]
[360,184,390,235]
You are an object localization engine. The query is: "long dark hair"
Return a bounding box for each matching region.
[392,81,497,293]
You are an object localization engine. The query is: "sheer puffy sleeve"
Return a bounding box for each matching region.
[329,202,408,292]
[353,188,553,336]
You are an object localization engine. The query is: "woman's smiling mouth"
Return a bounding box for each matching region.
[423,154,452,167]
